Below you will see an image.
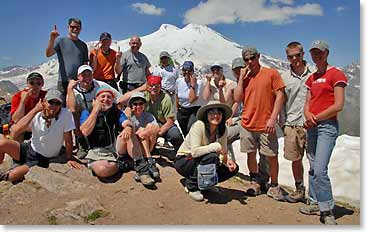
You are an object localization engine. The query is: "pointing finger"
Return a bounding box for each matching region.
[54,25,57,31]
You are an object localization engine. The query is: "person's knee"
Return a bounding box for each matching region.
[8,165,30,181]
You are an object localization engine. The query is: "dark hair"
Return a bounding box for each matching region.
[286,41,303,53]
[68,18,82,27]
[202,108,226,140]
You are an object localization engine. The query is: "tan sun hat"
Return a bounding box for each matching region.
[196,100,232,122]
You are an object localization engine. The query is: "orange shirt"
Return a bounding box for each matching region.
[90,49,117,81]
[241,67,285,131]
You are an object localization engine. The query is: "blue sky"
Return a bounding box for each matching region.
[0,0,360,68]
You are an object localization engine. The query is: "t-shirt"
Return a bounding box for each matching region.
[54,37,89,84]
[152,65,179,93]
[241,67,285,131]
[89,48,117,81]
[144,91,175,124]
[131,111,158,129]
[10,89,47,117]
[120,50,151,84]
[73,80,122,113]
[176,77,205,108]
[205,77,237,107]
[31,108,75,158]
[305,66,348,120]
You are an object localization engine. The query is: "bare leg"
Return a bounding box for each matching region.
[7,165,30,182]
[292,159,304,183]
[0,138,21,163]
[247,151,258,174]
[266,155,279,184]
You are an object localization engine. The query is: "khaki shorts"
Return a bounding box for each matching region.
[240,127,278,157]
[283,126,306,161]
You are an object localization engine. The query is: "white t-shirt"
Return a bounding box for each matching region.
[152,65,179,93]
[30,108,75,158]
[73,80,122,112]
[176,77,205,108]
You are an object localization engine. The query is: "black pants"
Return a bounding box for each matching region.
[161,125,184,153]
[174,152,239,191]
[176,106,200,137]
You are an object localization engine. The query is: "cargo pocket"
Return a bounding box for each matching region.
[197,163,218,190]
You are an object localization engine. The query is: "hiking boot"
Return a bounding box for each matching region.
[147,158,160,178]
[299,204,320,215]
[139,174,155,187]
[116,156,133,173]
[320,214,337,225]
[287,187,306,203]
[267,185,285,201]
[247,181,261,196]
[188,190,204,202]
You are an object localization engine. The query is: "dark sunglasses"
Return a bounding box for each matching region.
[287,53,302,59]
[208,108,223,115]
[243,55,257,62]
[132,101,145,106]
[69,25,80,30]
[211,67,222,72]
[29,81,42,86]
[48,100,62,106]
[149,84,161,88]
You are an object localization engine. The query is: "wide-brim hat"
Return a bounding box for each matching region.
[196,101,232,122]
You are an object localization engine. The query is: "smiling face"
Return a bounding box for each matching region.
[129,36,142,53]
[68,20,81,38]
[287,46,305,68]
[207,108,223,126]
[242,53,260,73]
[78,70,93,90]
[131,98,146,117]
[45,99,62,118]
[211,66,223,80]
[26,78,44,97]
[96,91,114,111]
[310,48,329,66]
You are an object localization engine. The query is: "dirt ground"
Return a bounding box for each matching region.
[0,155,360,226]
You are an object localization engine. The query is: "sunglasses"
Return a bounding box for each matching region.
[132,101,145,106]
[208,108,223,115]
[48,100,62,106]
[29,81,42,86]
[243,55,257,62]
[287,53,302,59]
[149,84,161,88]
[69,25,80,30]
[211,67,222,72]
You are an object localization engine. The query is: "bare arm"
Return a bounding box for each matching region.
[315,84,346,121]
[45,25,59,57]
[202,77,211,101]
[234,67,250,103]
[158,117,175,136]
[118,84,147,106]
[114,48,122,76]
[11,91,30,123]
[303,90,317,127]
[66,80,78,113]
[265,88,285,134]
[89,49,98,71]
[11,100,43,138]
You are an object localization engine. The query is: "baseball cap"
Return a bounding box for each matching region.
[232,57,245,69]
[147,75,162,85]
[159,51,170,59]
[128,92,146,106]
[95,86,115,99]
[182,61,194,71]
[77,65,93,75]
[46,88,63,103]
[99,32,111,41]
[210,62,222,70]
[26,72,44,81]
[242,46,259,58]
[309,40,329,52]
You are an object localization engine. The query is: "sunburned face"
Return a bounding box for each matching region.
[97,92,114,111]
[243,53,260,73]
[207,108,223,126]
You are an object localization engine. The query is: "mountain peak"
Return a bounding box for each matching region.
[158,24,179,31]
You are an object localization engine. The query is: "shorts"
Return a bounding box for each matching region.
[283,125,306,161]
[85,146,118,165]
[15,142,50,168]
[239,127,278,157]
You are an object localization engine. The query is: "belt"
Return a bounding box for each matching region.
[163,89,175,96]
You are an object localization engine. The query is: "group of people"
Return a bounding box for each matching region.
[0,18,348,225]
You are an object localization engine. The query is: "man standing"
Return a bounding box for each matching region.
[144,75,183,156]
[118,36,151,93]
[10,72,47,142]
[89,32,122,90]
[281,42,314,203]
[234,47,285,200]
[46,18,89,95]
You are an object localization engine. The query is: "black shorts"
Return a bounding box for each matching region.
[14,143,50,168]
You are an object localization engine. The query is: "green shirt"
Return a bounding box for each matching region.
[144,91,175,124]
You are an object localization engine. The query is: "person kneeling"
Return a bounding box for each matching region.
[80,87,154,186]
[174,101,239,201]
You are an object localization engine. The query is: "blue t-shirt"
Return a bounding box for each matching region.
[131,112,158,129]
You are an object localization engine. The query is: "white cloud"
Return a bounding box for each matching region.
[271,0,294,5]
[183,0,323,25]
[132,3,165,16]
[336,6,345,12]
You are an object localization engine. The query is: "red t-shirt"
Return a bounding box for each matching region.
[241,67,285,131]
[10,89,47,117]
[305,67,348,120]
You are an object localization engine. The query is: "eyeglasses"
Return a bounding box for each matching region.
[132,102,145,106]
[48,100,62,106]
[69,25,80,30]
[149,84,161,88]
[29,81,42,86]
[211,67,222,72]
[287,53,302,59]
[243,55,257,62]
[208,108,223,115]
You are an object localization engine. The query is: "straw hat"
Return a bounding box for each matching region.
[196,101,232,122]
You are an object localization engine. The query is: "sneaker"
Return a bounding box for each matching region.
[299,204,320,215]
[147,158,160,178]
[247,181,261,196]
[287,187,306,203]
[139,174,155,187]
[320,214,337,225]
[267,185,285,201]
[188,191,204,202]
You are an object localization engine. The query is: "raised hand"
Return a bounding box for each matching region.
[67,80,79,90]
[50,24,60,40]
[92,99,102,113]
[189,75,197,87]
[20,89,32,102]
[116,46,122,60]
[218,79,226,88]
[204,73,212,82]
[34,99,45,113]
[240,66,250,80]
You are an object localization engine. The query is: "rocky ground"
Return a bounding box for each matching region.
[0,154,359,226]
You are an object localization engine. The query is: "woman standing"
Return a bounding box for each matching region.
[175,61,204,136]
[174,101,238,202]
[300,40,348,225]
